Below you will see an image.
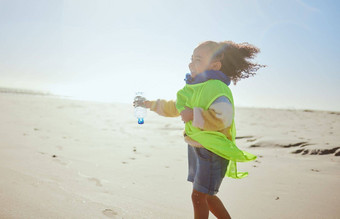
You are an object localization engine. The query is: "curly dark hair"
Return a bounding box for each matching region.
[199,41,266,84]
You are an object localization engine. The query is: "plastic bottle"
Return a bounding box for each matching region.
[134,92,147,124]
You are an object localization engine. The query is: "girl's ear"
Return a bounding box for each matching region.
[211,61,222,71]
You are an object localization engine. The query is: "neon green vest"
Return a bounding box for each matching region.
[176,80,256,179]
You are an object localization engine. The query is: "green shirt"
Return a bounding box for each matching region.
[176,80,256,179]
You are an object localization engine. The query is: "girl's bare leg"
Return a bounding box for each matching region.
[206,195,231,219]
[191,189,209,219]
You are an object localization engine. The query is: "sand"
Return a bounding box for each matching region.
[0,93,339,219]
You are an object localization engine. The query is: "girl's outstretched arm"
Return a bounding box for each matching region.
[145,99,180,117]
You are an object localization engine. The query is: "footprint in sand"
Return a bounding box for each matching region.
[102,209,118,218]
[77,172,103,186]
[88,177,102,187]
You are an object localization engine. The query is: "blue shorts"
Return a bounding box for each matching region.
[187,145,229,195]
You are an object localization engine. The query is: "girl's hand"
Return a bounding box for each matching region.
[133,100,152,109]
[180,107,193,123]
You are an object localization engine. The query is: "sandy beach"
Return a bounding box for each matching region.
[0,92,339,219]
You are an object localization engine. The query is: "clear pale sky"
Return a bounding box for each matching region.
[1,0,339,111]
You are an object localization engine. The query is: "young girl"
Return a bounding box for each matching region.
[143,40,264,219]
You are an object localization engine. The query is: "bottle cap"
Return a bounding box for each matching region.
[138,118,144,124]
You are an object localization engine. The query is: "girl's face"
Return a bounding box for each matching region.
[189,45,220,78]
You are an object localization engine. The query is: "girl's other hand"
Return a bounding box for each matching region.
[180,107,193,123]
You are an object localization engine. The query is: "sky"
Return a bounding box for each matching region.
[1,0,339,111]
